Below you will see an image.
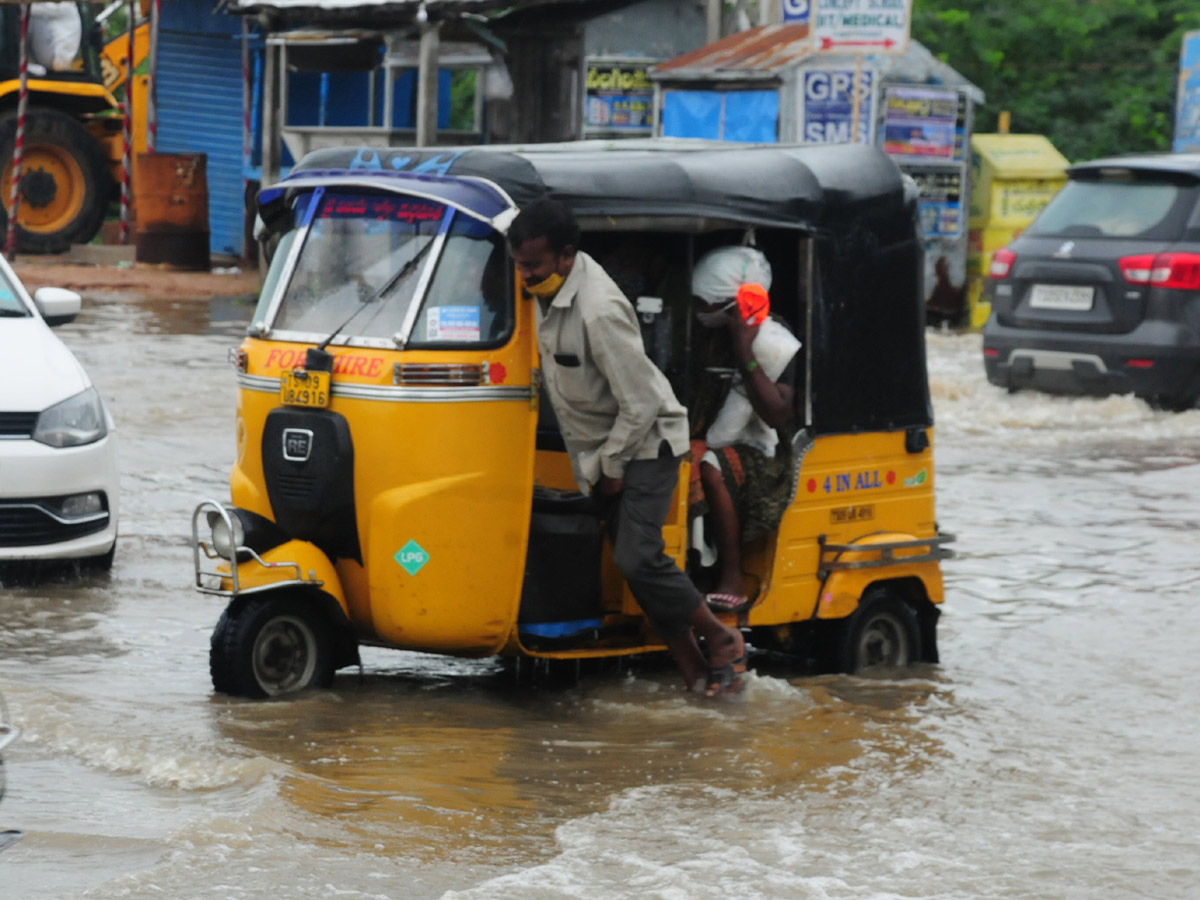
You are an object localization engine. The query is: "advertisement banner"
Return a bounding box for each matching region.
[881,86,961,159]
[585,62,655,133]
[799,67,875,145]
[906,166,964,239]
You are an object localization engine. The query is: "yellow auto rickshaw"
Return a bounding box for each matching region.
[192,140,954,698]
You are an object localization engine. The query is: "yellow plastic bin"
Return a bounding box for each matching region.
[966,134,1068,328]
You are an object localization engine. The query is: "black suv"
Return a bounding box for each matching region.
[982,153,1200,409]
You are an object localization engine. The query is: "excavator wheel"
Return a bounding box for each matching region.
[0,108,112,254]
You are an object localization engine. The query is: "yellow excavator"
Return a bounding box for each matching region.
[0,1,148,253]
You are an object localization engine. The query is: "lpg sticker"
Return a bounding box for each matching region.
[904,468,928,487]
[395,539,430,576]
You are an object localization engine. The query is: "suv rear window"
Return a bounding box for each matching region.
[1026,177,1194,240]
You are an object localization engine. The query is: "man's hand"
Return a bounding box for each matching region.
[596,475,624,496]
[727,309,761,363]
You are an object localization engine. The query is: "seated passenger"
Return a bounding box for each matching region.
[688,246,801,614]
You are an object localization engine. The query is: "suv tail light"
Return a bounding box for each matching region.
[1120,252,1200,289]
[989,247,1015,279]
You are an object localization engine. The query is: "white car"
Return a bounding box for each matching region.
[0,256,118,569]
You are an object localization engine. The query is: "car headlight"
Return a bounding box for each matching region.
[206,509,246,561]
[32,387,108,448]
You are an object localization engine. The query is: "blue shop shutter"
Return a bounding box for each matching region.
[156,29,246,259]
[724,91,778,143]
[661,90,722,139]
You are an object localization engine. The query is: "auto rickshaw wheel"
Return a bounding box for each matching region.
[833,588,921,674]
[210,594,335,698]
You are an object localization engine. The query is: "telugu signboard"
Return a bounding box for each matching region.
[881,86,962,160]
[584,60,656,134]
[798,66,876,145]
[812,0,912,53]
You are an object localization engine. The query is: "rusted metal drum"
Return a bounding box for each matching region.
[134,153,211,271]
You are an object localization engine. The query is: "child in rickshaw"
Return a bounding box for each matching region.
[688,246,802,614]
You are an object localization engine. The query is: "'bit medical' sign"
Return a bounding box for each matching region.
[812,0,912,53]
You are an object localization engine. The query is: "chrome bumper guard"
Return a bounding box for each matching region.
[191,499,324,599]
[818,532,956,579]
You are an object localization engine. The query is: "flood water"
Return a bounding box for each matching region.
[2,296,1199,899]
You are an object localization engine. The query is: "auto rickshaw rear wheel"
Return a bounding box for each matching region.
[210,594,335,698]
[833,587,921,674]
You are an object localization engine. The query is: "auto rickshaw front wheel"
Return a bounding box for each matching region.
[833,587,922,674]
[210,594,335,698]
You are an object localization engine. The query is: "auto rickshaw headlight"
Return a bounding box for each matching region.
[206,509,245,560]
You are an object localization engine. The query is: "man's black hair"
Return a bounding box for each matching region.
[507,198,581,255]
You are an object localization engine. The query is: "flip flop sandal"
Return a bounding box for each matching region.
[705,592,751,614]
[705,653,747,698]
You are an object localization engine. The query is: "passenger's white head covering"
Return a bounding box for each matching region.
[691,246,772,305]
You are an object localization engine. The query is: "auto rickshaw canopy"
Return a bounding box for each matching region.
[258,139,932,437]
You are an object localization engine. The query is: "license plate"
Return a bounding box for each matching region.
[1029,284,1094,311]
[279,370,331,409]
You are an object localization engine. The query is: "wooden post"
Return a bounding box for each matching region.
[261,36,280,188]
[706,0,722,44]
[415,20,440,147]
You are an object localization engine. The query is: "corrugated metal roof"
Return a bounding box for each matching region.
[226,0,575,16]
[650,24,811,79]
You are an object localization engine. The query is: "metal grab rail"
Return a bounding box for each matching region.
[818,532,956,579]
[191,499,324,599]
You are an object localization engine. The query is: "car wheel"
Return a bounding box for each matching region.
[833,587,921,674]
[210,594,335,698]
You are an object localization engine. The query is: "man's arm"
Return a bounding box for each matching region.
[587,299,670,481]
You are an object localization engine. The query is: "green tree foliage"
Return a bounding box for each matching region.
[912,0,1200,160]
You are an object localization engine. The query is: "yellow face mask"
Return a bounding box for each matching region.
[523,271,566,299]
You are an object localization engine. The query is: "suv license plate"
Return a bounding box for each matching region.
[1030,284,1094,311]
[279,370,331,409]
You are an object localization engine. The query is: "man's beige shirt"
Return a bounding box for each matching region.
[535,251,689,491]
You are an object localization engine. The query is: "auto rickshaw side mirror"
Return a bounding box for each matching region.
[905,426,930,454]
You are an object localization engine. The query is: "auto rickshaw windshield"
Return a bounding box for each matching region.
[253,191,513,348]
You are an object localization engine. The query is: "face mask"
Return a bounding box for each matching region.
[523,271,566,299]
[696,301,734,328]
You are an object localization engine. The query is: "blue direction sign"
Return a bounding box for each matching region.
[783,0,811,24]
[1175,30,1200,152]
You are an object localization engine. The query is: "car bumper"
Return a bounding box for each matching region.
[0,434,119,561]
[982,317,1200,403]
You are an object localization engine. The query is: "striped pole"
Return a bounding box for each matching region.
[147,0,160,153]
[5,4,30,260]
[120,0,135,245]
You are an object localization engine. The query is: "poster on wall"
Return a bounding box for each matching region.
[798,67,876,145]
[906,166,964,239]
[585,60,656,133]
[881,86,963,160]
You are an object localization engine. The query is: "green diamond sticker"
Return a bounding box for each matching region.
[395,539,429,575]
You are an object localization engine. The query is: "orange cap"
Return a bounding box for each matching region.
[736,283,770,325]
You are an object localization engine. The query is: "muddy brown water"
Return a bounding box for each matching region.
[1,298,1198,899]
